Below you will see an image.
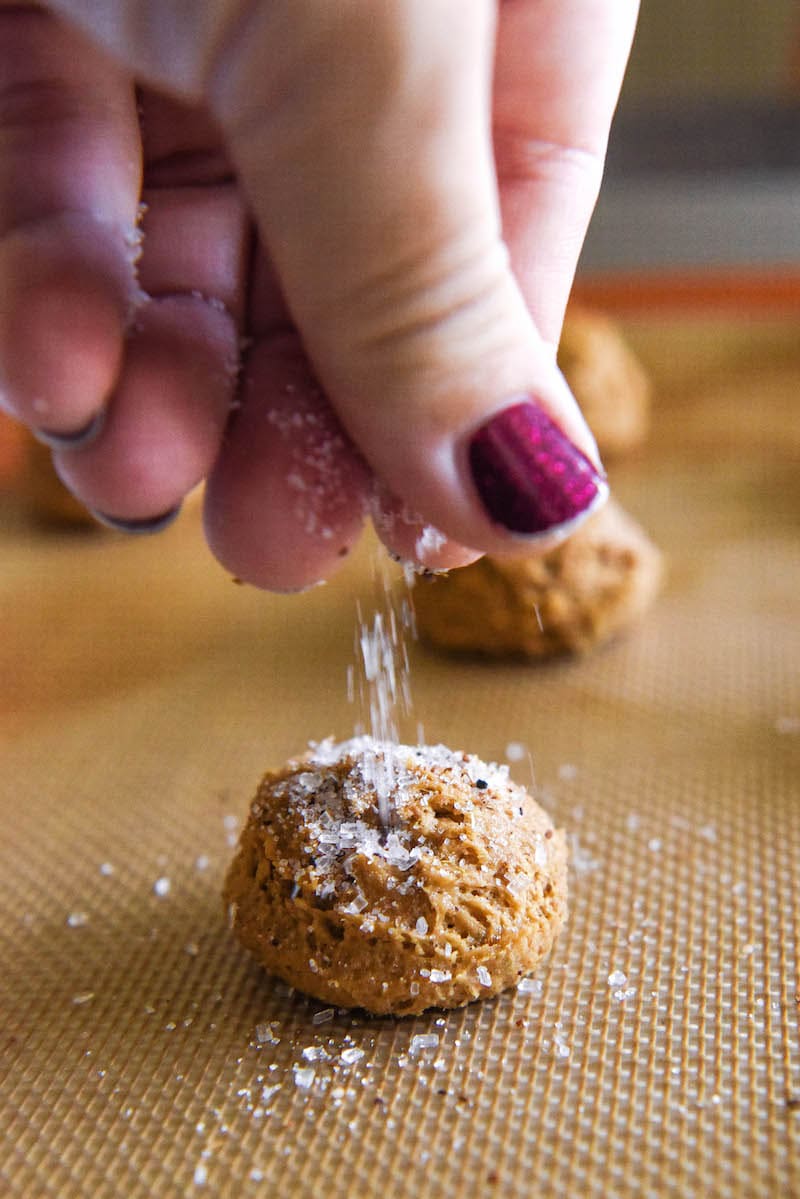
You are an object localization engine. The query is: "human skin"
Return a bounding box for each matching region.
[0,0,639,590]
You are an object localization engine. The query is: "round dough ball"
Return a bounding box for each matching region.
[413,499,663,659]
[224,737,567,1015]
[558,306,651,457]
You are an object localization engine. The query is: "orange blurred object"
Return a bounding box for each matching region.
[0,412,27,488]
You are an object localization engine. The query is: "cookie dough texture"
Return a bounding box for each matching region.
[224,737,567,1015]
[413,499,663,659]
[558,306,651,456]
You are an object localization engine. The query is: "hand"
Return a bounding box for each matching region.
[0,1,638,589]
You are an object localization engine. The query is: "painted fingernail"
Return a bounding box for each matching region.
[34,411,105,450]
[468,400,607,537]
[90,504,182,535]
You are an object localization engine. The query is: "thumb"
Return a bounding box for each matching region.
[209,0,606,556]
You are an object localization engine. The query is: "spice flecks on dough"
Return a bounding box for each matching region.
[282,737,513,879]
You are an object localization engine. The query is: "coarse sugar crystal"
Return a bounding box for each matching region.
[254,1022,280,1045]
[409,1033,439,1055]
[312,1008,335,1026]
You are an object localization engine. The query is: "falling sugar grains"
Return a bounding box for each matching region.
[223,538,569,1012]
[349,553,420,826]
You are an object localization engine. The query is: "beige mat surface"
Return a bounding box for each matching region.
[1,318,799,1198]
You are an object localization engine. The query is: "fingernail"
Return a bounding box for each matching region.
[468,399,607,537]
[90,504,182,535]
[34,411,105,450]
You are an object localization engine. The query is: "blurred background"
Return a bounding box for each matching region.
[578,0,800,291]
[625,0,798,101]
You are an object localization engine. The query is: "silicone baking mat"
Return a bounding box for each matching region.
[1,318,798,1198]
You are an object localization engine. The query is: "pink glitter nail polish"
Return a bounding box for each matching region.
[468,400,607,536]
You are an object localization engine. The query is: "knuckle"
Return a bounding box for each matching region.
[493,126,604,192]
[333,228,520,374]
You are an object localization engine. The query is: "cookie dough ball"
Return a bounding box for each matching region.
[558,306,651,456]
[413,499,663,659]
[224,737,567,1015]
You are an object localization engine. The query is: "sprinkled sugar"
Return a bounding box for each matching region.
[293,1065,315,1090]
[302,1046,328,1062]
[409,1033,440,1055]
[255,1022,280,1045]
[280,736,512,890]
[352,567,415,824]
[414,524,447,565]
[193,1162,208,1187]
[267,395,349,542]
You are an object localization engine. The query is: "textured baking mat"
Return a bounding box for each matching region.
[1,319,799,1198]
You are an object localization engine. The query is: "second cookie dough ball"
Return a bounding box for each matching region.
[413,499,663,659]
[558,306,651,457]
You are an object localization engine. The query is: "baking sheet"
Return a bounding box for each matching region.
[1,318,799,1198]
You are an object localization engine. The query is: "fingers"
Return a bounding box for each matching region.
[203,335,372,592]
[23,0,635,588]
[0,6,141,434]
[209,250,479,586]
[208,0,609,559]
[53,295,237,522]
[370,486,482,575]
[203,250,375,591]
[494,0,640,345]
[0,9,250,523]
[64,94,249,522]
